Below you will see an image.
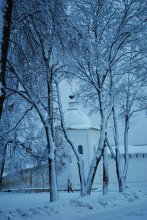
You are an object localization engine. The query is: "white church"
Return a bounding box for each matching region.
[57,96,147,190]
[1,96,147,191]
[61,95,100,189]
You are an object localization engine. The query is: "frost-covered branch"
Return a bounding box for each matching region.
[0,106,33,138]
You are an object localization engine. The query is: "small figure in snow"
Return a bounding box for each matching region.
[67,179,73,193]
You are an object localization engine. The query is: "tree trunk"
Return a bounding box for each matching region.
[0,0,13,188]
[112,107,126,192]
[46,126,58,202]
[86,116,106,194]
[123,115,129,180]
[0,142,7,186]
[48,157,58,201]
[77,158,87,196]
[115,149,124,192]
[103,145,109,195]
[116,115,129,192]
[118,176,125,192]
[0,0,13,119]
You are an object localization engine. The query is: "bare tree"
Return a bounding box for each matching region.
[109,47,147,191]
[0,0,13,118]
[0,0,13,186]
[3,0,70,201]
[65,0,147,194]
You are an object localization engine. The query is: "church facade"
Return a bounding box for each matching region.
[62,96,99,189]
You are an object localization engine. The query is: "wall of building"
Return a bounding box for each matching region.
[66,128,99,188]
[95,154,147,186]
[1,153,147,191]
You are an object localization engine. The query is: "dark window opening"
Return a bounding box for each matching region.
[78,145,83,154]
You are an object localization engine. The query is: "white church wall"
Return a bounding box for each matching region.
[66,128,100,189]
[126,157,147,183]
[97,157,147,186]
[70,153,80,189]
[2,156,147,191]
[88,129,99,160]
[67,129,89,177]
[108,159,119,184]
[57,165,72,190]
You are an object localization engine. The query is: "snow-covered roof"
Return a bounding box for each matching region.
[64,109,92,129]
[108,145,147,154]
[64,98,99,130]
[128,145,147,154]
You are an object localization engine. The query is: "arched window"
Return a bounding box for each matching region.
[78,145,83,154]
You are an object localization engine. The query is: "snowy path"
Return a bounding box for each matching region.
[0,185,147,220]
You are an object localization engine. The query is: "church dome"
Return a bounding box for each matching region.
[64,109,92,129]
[64,97,92,129]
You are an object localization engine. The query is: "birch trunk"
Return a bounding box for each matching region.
[77,158,87,196]
[46,126,58,202]
[0,142,7,186]
[118,175,125,192]
[103,145,109,195]
[112,107,125,192]
[86,115,106,194]
[48,156,58,201]
[34,103,58,202]
[0,0,13,187]
[123,115,129,181]
[0,0,13,118]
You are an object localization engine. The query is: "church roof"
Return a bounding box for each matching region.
[108,145,147,154]
[127,145,147,154]
[64,109,92,129]
[64,97,99,130]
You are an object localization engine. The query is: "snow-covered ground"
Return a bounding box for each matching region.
[0,183,147,220]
